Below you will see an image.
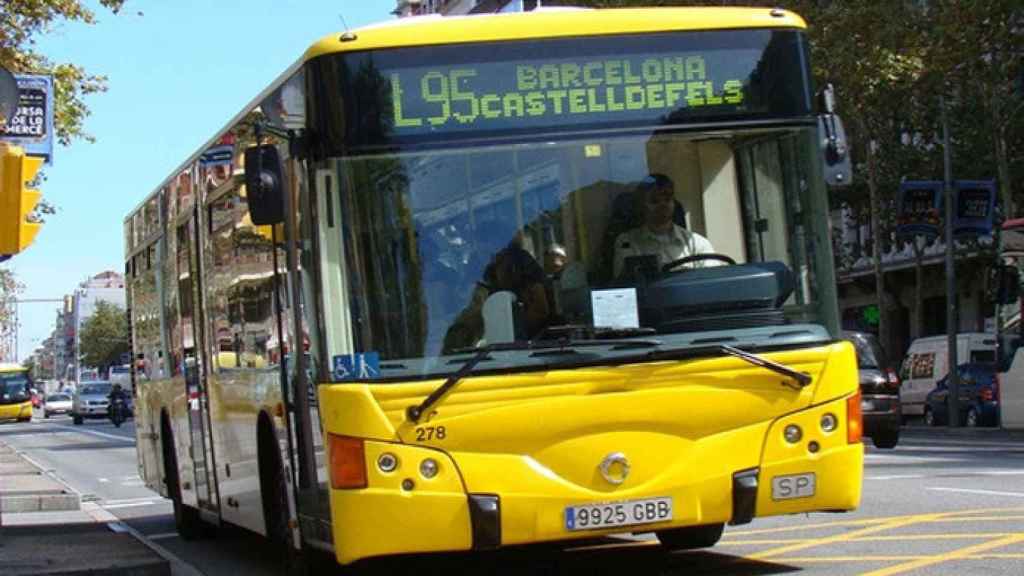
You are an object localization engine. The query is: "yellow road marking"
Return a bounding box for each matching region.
[774,556,926,562]
[859,533,1024,576]
[720,533,1015,546]
[746,512,948,559]
[930,515,1024,522]
[724,504,1024,537]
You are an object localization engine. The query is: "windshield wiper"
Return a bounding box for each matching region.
[406,337,662,423]
[645,344,812,390]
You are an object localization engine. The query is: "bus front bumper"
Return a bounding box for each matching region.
[328,395,863,565]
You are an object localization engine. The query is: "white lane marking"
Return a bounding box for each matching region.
[47,423,135,443]
[98,477,109,483]
[147,532,180,541]
[104,501,157,509]
[104,497,165,506]
[926,487,1024,498]
[869,470,1024,481]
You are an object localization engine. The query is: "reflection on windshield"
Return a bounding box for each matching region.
[320,129,825,378]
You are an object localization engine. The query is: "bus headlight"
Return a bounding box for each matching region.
[419,458,439,479]
[820,413,838,432]
[784,424,803,444]
[377,452,399,473]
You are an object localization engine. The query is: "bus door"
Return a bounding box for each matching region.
[177,217,219,516]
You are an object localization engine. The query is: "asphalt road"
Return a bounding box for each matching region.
[3,413,1023,575]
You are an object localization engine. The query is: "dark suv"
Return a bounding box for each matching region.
[843,331,902,448]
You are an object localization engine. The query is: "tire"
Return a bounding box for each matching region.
[72,414,83,425]
[656,523,725,551]
[924,407,938,427]
[44,411,50,419]
[162,418,206,540]
[965,407,980,428]
[260,429,303,575]
[872,431,899,449]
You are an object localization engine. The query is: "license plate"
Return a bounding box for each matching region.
[771,473,816,500]
[565,497,672,531]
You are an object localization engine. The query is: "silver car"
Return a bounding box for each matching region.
[43,393,73,418]
[72,381,112,425]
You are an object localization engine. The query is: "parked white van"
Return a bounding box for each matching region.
[899,333,998,418]
[998,346,1024,430]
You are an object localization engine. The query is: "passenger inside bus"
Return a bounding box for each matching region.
[612,173,718,279]
[442,236,551,353]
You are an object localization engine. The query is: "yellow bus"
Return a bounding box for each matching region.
[0,363,33,423]
[124,7,862,568]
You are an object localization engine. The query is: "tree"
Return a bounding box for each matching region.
[78,300,128,375]
[1,0,126,145]
[0,268,24,362]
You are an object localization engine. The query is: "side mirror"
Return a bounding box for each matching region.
[244,144,285,225]
[991,264,1020,305]
[817,84,852,187]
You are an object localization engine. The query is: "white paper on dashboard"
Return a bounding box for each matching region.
[590,288,640,329]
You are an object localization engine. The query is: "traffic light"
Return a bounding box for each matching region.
[0,144,43,255]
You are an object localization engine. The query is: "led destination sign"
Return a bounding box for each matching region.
[390,55,746,130]
[323,30,812,149]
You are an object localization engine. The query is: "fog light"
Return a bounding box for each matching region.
[420,458,439,479]
[377,453,398,473]
[784,424,803,444]
[821,413,838,432]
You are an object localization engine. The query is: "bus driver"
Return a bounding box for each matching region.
[613,173,717,278]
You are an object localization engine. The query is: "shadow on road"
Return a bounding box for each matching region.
[347,543,800,576]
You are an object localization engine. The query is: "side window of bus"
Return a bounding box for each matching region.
[132,242,161,381]
[206,189,283,371]
[162,220,180,377]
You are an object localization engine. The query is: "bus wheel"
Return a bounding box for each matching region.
[161,417,206,540]
[656,523,724,551]
[260,428,303,575]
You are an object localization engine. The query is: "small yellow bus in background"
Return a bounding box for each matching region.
[0,363,34,423]
[124,7,862,569]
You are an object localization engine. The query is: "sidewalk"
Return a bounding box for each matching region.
[0,439,170,575]
[0,440,80,516]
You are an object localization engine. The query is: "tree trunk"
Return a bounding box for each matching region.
[868,138,888,349]
[913,237,925,340]
[996,126,1013,219]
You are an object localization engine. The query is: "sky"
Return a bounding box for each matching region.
[6,0,396,362]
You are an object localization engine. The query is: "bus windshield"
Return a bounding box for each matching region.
[314,127,831,380]
[0,372,31,405]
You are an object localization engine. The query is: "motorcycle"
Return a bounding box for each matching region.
[109,397,127,428]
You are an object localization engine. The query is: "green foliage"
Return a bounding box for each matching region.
[79,300,129,372]
[1,0,127,144]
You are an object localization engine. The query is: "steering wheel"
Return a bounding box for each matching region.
[661,253,736,273]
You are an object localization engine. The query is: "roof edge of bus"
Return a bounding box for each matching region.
[304,7,808,60]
